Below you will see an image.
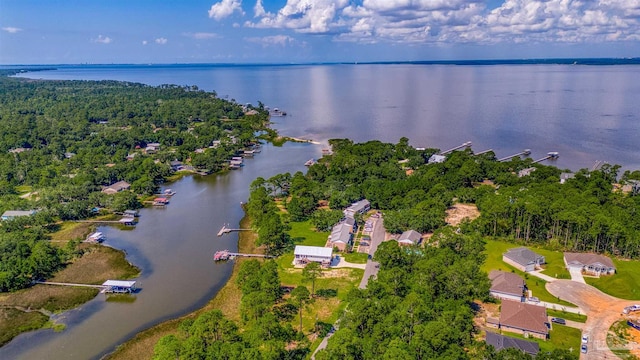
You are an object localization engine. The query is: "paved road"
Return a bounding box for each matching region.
[528,270,558,282]
[359,216,384,289]
[547,280,640,359]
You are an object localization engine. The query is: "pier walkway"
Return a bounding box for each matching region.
[214,250,273,261]
[217,225,251,236]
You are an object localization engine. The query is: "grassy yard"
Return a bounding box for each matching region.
[289,220,329,247]
[547,309,587,323]
[493,324,581,354]
[483,240,574,307]
[343,252,368,264]
[586,258,640,300]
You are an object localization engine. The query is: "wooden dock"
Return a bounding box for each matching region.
[217,225,251,237]
[214,250,273,261]
[440,141,472,155]
[532,152,559,164]
[498,149,532,162]
[34,281,106,289]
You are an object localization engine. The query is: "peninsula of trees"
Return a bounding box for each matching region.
[0,70,271,293]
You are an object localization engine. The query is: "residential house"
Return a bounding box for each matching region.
[428,154,446,164]
[145,142,161,154]
[485,332,539,356]
[170,160,184,171]
[503,247,545,272]
[398,229,422,246]
[489,270,525,302]
[560,172,575,184]
[518,167,536,178]
[329,223,353,252]
[293,245,332,267]
[102,181,131,195]
[343,199,371,218]
[564,252,616,276]
[1,210,36,221]
[498,300,549,339]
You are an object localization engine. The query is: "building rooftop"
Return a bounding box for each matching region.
[489,270,525,297]
[564,252,615,268]
[504,247,544,267]
[398,229,422,244]
[294,245,333,258]
[500,300,548,335]
[486,332,539,355]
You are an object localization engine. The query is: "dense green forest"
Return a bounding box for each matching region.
[249,137,640,258]
[0,70,270,292]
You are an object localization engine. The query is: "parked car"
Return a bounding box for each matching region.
[582,334,589,344]
[551,317,566,325]
[580,344,588,353]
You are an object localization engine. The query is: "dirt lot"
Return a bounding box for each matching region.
[547,280,640,359]
[446,203,480,226]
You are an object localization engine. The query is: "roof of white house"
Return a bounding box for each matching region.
[428,154,446,164]
[294,245,333,258]
[102,280,136,287]
[1,210,36,218]
[504,247,544,266]
[564,252,615,269]
[398,229,422,244]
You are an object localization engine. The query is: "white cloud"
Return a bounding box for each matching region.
[245,35,297,47]
[142,40,148,45]
[183,32,219,39]
[155,37,168,45]
[2,26,22,33]
[245,0,640,45]
[92,35,113,44]
[208,0,244,20]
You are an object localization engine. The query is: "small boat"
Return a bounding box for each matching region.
[547,151,559,159]
[304,158,316,166]
[86,232,105,242]
[270,108,287,117]
[163,189,176,196]
[214,250,230,261]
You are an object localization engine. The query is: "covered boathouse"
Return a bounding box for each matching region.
[102,280,137,293]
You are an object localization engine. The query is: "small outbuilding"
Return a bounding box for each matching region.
[102,181,131,195]
[293,245,333,267]
[397,229,422,246]
[503,247,545,272]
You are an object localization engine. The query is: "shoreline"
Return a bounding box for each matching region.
[104,213,258,359]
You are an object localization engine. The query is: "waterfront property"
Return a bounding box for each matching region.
[489,270,525,302]
[293,245,333,267]
[485,332,539,356]
[343,199,370,217]
[328,222,354,252]
[101,280,137,294]
[428,154,446,164]
[564,252,616,276]
[153,197,170,206]
[503,247,545,272]
[397,229,422,246]
[1,210,36,221]
[498,300,549,339]
[101,181,131,194]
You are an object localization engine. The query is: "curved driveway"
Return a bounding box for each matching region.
[547,280,639,359]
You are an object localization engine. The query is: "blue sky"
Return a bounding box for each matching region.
[1,0,639,64]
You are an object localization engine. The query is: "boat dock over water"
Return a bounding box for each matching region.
[217,224,251,236]
[213,250,273,261]
[498,149,532,162]
[532,151,560,163]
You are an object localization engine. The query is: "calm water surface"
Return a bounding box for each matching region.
[18,63,640,170]
[3,64,640,359]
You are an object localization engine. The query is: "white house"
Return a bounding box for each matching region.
[293,245,333,267]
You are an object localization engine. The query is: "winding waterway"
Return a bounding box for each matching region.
[0,143,318,360]
[3,63,640,359]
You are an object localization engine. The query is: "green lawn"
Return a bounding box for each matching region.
[586,258,640,300]
[547,309,587,323]
[343,252,368,264]
[483,239,575,307]
[494,324,581,354]
[289,220,329,247]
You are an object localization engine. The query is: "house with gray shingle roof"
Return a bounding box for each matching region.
[499,300,549,339]
[489,270,525,302]
[1,210,36,221]
[503,247,545,272]
[564,252,615,276]
[329,223,353,252]
[486,332,539,356]
[397,229,422,246]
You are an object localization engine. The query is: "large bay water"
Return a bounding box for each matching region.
[2,63,640,359]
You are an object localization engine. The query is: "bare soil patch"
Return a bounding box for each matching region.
[446,203,480,226]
